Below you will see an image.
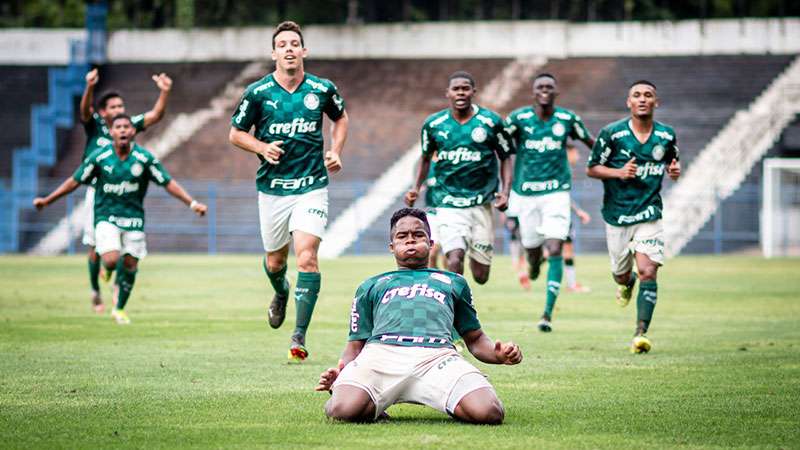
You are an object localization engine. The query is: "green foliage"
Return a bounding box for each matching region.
[0,254,798,448]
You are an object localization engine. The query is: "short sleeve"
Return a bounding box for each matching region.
[421,121,437,156]
[147,158,172,186]
[570,114,592,143]
[323,82,346,121]
[231,87,259,131]
[493,120,512,160]
[72,156,98,184]
[503,115,518,155]
[131,113,146,132]
[452,277,481,336]
[348,282,374,341]
[668,132,680,162]
[588,127,612,167]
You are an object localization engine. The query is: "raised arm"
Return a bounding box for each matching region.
[79,69,99,124]
[324,110,349,174]
[462,328,522,365]
[142,73,172,128]
[164,179,207,216]
[33,178,81,210]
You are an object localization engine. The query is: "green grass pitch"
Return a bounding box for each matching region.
[1,254,799,449]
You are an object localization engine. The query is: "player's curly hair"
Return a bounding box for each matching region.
[448,71,475,88]
[390,208,431,239]
[98,91,123,110]
[272,21,304,49]
[110,113,132,126]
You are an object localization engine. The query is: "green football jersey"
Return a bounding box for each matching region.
[73,143,172,231]
[588,118,679,226]
[504,106,591,196]
[421,105,511,208]
[231,72,346,196]
[83,112,145,159]
[424,158,437,208]
[349,268,481,348]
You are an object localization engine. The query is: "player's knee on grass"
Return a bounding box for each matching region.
[543,239,563,258]
[469,259,490,285]
[446,249,466,274]
[454,387,504,425]
[326,386,376,422]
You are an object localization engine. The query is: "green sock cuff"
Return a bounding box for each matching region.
[263,258,290,297]
[88,258,101,291]
[297,271,321,286]
[263,258,287,277]
[640,280,657,290]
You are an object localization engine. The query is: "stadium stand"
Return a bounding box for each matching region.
[0,66,50,179]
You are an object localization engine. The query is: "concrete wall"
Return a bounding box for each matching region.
[1,19,798,65]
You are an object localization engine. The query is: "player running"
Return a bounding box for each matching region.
[228,21,349,362]
[587,80,680,354]
[405,71,512,285]
[34,114,207,324]
[315,208,522,424]
[504,73,595,332]
[79,67,173,313]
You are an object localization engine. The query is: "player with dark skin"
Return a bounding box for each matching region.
[405,76,512,285]
[523,75,595,282]
[315,211,522,424]
[586,83,680,295]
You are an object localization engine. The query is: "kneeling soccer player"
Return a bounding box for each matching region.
[34,114,207,324]
[315,208,522,424]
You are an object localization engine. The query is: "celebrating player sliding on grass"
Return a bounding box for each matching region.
[228,21,349,362]
[34,114,207,325]
[316,208,522,424]
[587,80,681,354]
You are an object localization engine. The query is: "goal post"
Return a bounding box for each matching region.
[762,158,800,258]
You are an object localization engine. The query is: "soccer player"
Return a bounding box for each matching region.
[504,73,595,332]
[563,201,592,293]
[404,71,512,285]
[33,114,207,324]
[79,67,173,313]
[315,208,522,424]
[586,80,680,353]
[422,158,444,268]
[228,21,348,361]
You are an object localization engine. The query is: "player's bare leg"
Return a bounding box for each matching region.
[563,241,590,293]
[453,387,505,425]
[534,239,564,332]
[288,231,322,362]
[428,242,442,269]
[631,252,659,353]
[87,245,104,313]
[265,244,291,329]
[445,248,466,275]
[525,246,545,281]
[325,384,377,422]
[468,257,490,285]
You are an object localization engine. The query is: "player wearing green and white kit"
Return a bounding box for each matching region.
[78,68,173,313]
[405,71,512,285]
[315,208,522,424]
[34,114,207,325]
[423,159,443,268]
[504,74,594,332]
[587,80,681,354]
[229,21,348,362]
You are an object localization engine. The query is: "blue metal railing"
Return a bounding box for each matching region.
[0,3,107,253]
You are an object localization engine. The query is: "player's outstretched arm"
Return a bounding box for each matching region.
[325,110,348,174]
[462,329,522,365]
[405,153,432,207]
[143,73,172,128]
[164,180,207,216]
[33,178,81,210]
[315,340,365,392]
[79,68,99,124]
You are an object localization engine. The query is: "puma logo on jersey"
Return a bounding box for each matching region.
[524,126,534,134]
[437,130,450,139]
[102,165,113,174]
[620,149,631,158]
[266,100,279,109]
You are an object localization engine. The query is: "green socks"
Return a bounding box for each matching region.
[544,256,563,318]
[115,263,137,311]
[88,253,101,291]
[263,258,290,297]
[293,272,321,337]
[636,280,658,333]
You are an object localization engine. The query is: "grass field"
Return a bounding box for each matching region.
[1,254,799,449]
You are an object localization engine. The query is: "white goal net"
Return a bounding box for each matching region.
[762,158,800,257]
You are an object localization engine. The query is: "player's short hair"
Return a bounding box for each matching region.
[98,91,123,110]
[629,79,657,90]
[110,114,132,126]
[448,71,475,88]
[272,21,304,49]
[390,208,431,239]
[533,73,557,84]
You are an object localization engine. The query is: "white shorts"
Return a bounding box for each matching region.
[334,343,494,419]
[95,221,147,259]
[258,188,328,252]
[510,190,571,248]
[435,204,494,265]
[425,208,440,244]
[605,220,665,276]
[82,187,96,246]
